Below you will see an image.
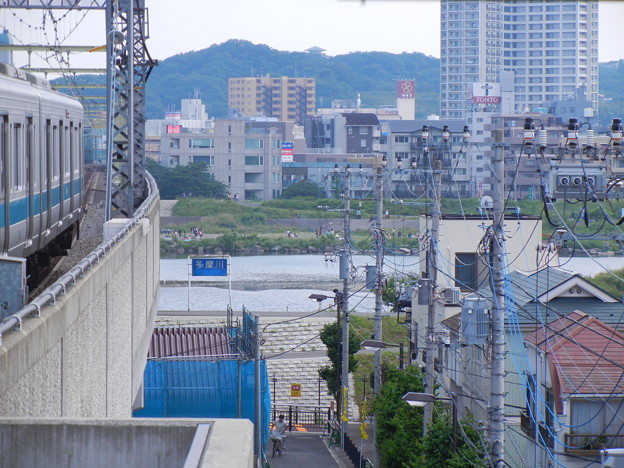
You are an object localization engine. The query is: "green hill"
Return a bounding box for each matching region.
[57,40,624,127]
[145,39,440,119]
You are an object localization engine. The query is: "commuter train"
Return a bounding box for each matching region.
[0,63,84,284]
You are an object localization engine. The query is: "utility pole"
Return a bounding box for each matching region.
[489,129,506,467]
[340,166,351,447]
[254,314,262,458]
[423,157,442,433]
[372,159,384,468]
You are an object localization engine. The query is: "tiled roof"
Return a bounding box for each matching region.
[475,266,623,326]
[341,113,379,125]
[148,327,231,359]
[526,311,624,395]
[478,268,574,307]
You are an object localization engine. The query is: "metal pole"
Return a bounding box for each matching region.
[373,162,384,468]
[318,377,321,406]
[423,158,442,434]
[452,399,458,452]
[399,342,404,370]
[341,168,351,448]
[254,314,262,458]
[272,375,277,421]
[238,360,242,419]
[490,129,506,467]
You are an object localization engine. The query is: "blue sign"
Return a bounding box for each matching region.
[282,142,294,149]
[191,258,228,276]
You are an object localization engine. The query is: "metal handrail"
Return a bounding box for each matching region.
[0,173,159,346]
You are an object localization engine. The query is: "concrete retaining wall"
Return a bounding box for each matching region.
[0,198,161,418]
[0,418,254,468]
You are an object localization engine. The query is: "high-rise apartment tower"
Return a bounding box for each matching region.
[440,0,598,119]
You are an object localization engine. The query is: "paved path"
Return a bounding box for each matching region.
[266,433,344,468]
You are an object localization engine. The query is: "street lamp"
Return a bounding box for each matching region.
[360,339,404,370]
[308,293,330,311]
[402,392,457,451]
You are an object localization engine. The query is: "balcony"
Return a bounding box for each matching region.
[520,411,554,449]
[564,433,624,457]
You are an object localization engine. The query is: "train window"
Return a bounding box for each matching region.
[77,124,82,174]
[62,124,70,178]
[69,123,74,177]
[52,125,59,181]
[12,123,23,191]
[27,118,34,190]
[74,124,81,176]
[44,120,50,187]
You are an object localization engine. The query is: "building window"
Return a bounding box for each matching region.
[189,138,215,149]
[360,138,367,147]
[245,139,264,149]
[359,127,369,135]
[455,252,486,291]
[245,155,264,166]
[395,135,410,143]
[193,155,214,165]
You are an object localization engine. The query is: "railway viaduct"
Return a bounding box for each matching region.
[0,181,160,418]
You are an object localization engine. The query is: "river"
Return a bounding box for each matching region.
[158,255,624,313]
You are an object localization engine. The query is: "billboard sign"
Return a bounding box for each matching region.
[397,80,415,99]
[281,141,294,163]
[472,82,501,104]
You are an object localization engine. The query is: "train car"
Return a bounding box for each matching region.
[0,63,84,283]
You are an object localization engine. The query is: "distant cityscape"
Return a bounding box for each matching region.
[140,1,613,206]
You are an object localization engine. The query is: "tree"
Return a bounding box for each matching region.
[373,364,487,468]
[418,412,487,468]
[281,180,324,199]
[373,365,425,468]
[318,321,359,402]
[146,159,228,199]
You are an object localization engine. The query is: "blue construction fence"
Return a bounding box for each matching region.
[134,359,271,450]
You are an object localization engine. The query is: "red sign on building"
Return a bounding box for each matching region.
[472,96,501,104]
[397,80,415,99]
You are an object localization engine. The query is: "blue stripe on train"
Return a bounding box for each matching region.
[0,180,79,229]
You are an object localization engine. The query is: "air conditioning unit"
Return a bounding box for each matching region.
[443,287,461,305]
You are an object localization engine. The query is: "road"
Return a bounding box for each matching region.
[266,433,345,468]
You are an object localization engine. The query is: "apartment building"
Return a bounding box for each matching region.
[158,118,293,201]
[229,76,315,125]
[440,0,598,120]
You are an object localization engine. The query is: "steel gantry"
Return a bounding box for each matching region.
[5,0,156,218]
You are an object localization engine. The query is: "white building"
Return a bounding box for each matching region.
[440,0,598,120]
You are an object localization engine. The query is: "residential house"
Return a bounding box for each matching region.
[524,311,624,467]
[439,267,624,468]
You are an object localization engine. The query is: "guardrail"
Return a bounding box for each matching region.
[273,405,331,432]
[0,173,159,346]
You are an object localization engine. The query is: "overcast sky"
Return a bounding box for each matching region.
[3,0,624,69]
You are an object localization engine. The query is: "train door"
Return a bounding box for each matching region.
[1,115,7,253]
[10,119,25,255]
[69,120,76,217]
[43,119,52,234]
[59,120,65,225]
[25,117,34,248]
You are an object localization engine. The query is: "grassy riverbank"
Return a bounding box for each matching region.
[160,196,624,256]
